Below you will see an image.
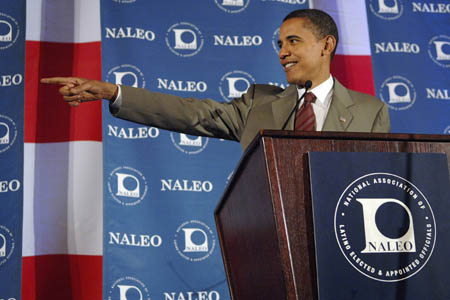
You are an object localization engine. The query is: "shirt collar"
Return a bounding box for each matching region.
[296,75,334,106]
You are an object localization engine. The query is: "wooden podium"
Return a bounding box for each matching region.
[214,130,450,300]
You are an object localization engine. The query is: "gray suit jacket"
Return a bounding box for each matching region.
[113,78,390,150]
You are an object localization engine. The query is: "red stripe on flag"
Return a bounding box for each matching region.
[22,254,102,300]
[25,41,102,143]
[331,54,375,96]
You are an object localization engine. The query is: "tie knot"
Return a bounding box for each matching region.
[304,92,316,104]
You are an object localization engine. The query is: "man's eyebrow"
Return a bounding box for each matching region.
[286,35,301,40]
[278,34,302,44]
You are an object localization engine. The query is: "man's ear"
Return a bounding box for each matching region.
[322,35,336,57]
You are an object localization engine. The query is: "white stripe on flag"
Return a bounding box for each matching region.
[23,141,103,256]
[313,0,371,55]
[26,0,101,43]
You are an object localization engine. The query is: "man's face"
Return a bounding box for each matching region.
[278,17,330,88]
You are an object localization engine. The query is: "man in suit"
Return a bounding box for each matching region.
[42,9,390,150]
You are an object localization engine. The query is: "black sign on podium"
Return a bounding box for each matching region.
[309,152,450,300]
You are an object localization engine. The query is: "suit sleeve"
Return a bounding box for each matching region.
[110,85,255,141]
[371,102,391,133]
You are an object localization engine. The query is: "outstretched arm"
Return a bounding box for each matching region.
[40,77,118,106]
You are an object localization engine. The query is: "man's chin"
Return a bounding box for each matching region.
[286,76,305,86]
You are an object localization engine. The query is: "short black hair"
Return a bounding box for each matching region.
[283,9,339,59]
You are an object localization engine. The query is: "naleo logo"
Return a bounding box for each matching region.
[0,13,20,50]
[0,114,18,154]
[157,78,207,92]
[170,133,209,155]
[164,291,220,300]
[108,276,151,300]
[0,179,20,193]
[107,166,148,206]
[379,75,416,110]
[109,232,162,248]
[219,70,255,102]
[213,35,262,47]
[444,125,450,134]
[412,2,450,13]
[174,220,216,262]
[166,22,204,57]
[428,35,450,68]
[108,125,160,139]
[105,27,155,41]
[161,179,213,192]
[335,173,436,282]
[0,74,23,86]
[374,42,420,54]
[271,27,280,54]
[106,64,146,88]
[215,0,250,13]
[369,0,404,20]
[0,225,15,266]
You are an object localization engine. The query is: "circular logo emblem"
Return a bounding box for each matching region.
[166,22,204,57]
[106,64,146,88]
[0,114,17,154]
[369,0,403,20]
[428,35,450,68]
[444,125,450,134]
[174,220,216,262]
[379,75,416,110]
[335,173,436,282]
[272,27,280,54]
[0,13,20,50]
[214,0,250,13]
[107,166,148,206]
[170,133,209,155]
[219,70,256,102]
[0,225,15,267]
[108,276,151,300]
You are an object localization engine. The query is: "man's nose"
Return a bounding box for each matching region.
[278,45,289,59]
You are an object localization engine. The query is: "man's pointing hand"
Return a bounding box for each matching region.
[41,77,118,107]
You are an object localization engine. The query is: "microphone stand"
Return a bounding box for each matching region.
[281,80,312,130]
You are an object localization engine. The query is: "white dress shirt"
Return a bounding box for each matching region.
[296,75,334,131]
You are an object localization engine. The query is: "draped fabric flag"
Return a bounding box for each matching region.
[22,0,102,299]
[17,0,449,299]
[0,1,25,299]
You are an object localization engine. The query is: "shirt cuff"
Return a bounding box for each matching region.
[110,84,122,109]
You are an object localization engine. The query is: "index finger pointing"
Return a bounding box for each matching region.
[40,77,79,85]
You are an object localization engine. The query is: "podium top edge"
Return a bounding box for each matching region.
[258,130,450,143]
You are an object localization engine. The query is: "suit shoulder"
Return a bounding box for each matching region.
[253,84,285,96]
[347,88,385,109]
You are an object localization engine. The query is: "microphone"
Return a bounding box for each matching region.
[281,80,312,130]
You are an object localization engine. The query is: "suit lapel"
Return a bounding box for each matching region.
[271,85,298,130]
[323,79,354,131]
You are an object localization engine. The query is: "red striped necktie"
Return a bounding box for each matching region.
[295,92,317,131]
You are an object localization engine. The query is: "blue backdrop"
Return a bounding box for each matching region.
[0,1,25,299]
[366,0,450,134]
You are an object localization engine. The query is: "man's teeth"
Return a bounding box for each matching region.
[285,62,296,68]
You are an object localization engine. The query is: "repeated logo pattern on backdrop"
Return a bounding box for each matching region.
[101,0,310,299]
[366,0,450,134]
[0,1,25,299]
